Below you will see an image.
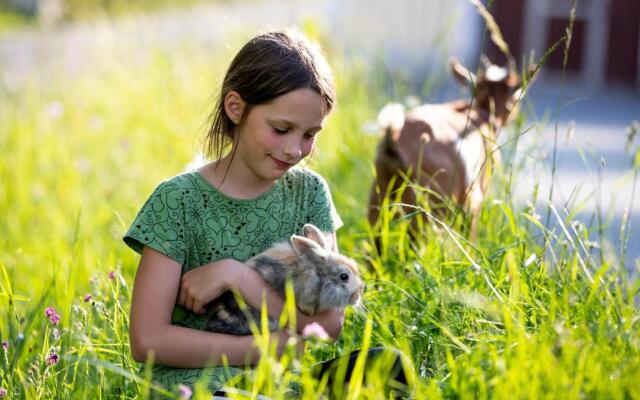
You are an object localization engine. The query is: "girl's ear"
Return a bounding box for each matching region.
[291,235,326,259]
[224,90,246,125]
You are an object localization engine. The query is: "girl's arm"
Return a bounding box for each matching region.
[179,231,345,340]
[129,246,299,367]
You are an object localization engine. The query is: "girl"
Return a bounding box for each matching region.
[124,28,407,398]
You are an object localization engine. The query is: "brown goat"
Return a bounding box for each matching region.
[368,59,525,237]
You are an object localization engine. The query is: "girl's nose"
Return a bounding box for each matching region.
[283,140,302,159]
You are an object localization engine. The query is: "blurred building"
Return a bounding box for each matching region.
[326,0,482,89]
[2,0,38,15]
[326,0,639,92]
[3,0,639,93]
[488,0,640,91]
[2,0,63,25]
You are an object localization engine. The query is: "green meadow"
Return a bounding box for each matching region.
[1,15,640,399]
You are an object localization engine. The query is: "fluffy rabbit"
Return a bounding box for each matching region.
[204,224,362,335]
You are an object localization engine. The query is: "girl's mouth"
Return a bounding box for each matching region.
[270,156,294,170]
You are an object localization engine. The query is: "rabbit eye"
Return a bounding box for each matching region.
[340,273,349,282]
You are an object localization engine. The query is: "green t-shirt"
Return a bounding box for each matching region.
[123,167,342,394]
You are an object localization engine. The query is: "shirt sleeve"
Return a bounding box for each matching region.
[307,171,343,233]
[123,181,187,265]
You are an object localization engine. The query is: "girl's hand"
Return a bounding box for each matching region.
[178,259,246,314]
[297,307,345,340]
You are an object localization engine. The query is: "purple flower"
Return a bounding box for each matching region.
[83,294,92,302]
[44,307,62,325]
[46,352,59,366]
[49,313,60,326]
[1,341,8,352]
[0,387,7,397]
[177,384,192,399]
[107,271,116,280]
[302,322,330,340]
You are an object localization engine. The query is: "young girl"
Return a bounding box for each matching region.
[124,29,407,398]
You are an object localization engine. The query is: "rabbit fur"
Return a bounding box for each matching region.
[204,224,362,335]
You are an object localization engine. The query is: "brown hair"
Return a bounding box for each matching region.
[204,28,336,160]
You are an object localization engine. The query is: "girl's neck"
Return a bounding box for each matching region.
[198,156,276,200]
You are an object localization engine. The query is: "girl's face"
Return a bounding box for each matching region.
[233,88,327,184]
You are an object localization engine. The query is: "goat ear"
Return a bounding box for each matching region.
[291,235,326,258]
[510,87,524,104]
[302,224,328,249]
[516,51,540,93]
[450,59,476,88]
[377,103,405,134]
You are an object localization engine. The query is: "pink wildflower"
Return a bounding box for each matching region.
[1,341,8,351]
[44,307,61,325]
[177,384,192,399]
[46,352,59,366]
[83,294,92,302]
[49,313,60,326]
[107,271,116,280]
[302,322,330,340]
[0,387,7,397]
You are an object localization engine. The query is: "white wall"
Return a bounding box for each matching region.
[324,0,483,83]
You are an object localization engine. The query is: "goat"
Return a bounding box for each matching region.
[368,58,526,238]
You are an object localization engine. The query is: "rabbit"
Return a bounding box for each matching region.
[204,224,362,335]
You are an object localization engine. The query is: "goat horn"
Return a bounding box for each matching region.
[480,54,492,69]
[506,55,517,73]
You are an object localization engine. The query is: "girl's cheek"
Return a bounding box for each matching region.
[262,131,283,148]
[301,139,315,157]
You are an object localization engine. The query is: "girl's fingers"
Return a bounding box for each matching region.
[177,284,186,307]
[193,300,205,314]
[187,296,195,312]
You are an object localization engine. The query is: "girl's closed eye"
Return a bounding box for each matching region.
[304,129,321,139]
[273,125,290,134]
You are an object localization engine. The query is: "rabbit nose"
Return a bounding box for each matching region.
[350,288,362,303]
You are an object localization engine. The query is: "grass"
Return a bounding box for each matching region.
[1,12,640,400]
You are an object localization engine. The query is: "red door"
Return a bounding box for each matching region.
[544,16,586,72]
[606,0,640,84]
[486,0,526,65]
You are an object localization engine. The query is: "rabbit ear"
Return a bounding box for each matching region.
[302,224,328,249]
[291,234,326,259]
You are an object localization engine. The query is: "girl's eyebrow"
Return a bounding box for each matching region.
[268,118,322,131]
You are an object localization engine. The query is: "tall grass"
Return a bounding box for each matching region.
[1,12,639,400]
